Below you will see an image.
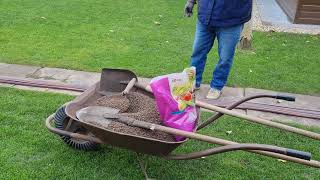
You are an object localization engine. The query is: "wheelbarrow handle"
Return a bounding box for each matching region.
[104,114,319,168]
[133,82,320,140]
[196,101,320,141]
[198,94,296,130]
[166,144,311,161]
[275,95,295,102]
[286,149,312,161]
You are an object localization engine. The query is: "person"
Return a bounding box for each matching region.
[184,0,252,99]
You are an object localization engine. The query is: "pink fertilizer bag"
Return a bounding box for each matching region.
[150,67,199,141]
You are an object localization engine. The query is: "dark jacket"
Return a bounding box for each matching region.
[198,0,252,27]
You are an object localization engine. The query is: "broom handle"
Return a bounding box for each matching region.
[133,82,320,141]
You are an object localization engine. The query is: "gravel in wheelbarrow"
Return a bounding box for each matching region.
[89,92,175,142]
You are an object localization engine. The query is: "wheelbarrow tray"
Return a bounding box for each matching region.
[65,81,188,156]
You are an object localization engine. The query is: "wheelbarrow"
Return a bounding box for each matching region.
[45,68,320,168]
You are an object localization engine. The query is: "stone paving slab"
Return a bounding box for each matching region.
[252,0,320,34]
[0,83,14,87]
[197,86,245,109]
[30,67,75,81]
[256,0,320,32]
[197,86,244,101]
[46,89,81,96]
[195,84,210,97]
[245,88,320,111]
[66,71,100,89]
[256,0,289,25]
[222,87,244,98]
[247,110,320,127]
[14,85,80,96]
[14,85,49,92]
[27,67,100,89]
[0,63,41,78]
[201,108,246,115]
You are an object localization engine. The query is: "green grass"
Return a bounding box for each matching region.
[0,0,320,95]
[0,87,319,179]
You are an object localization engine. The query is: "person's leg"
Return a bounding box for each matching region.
[190,21,215,88]
[210,24,243,90]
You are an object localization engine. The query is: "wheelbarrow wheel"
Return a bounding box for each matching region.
[54,105,100,151]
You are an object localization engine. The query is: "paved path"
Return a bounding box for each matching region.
[0,63,319,127]
[253,0,320,34]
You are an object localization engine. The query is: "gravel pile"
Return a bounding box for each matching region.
[93,92,175,142]
[96,94,130,113]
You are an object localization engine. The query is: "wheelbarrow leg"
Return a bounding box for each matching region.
[136,153,152,180]
[165,144,320,168]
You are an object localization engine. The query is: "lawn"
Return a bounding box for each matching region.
[0,0,319,95]
[0,87,319,179]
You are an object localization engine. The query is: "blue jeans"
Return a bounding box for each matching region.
[190,21,243,90]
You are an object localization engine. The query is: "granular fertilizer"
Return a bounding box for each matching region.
[93,92,175,142]
[96,94,130,113]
